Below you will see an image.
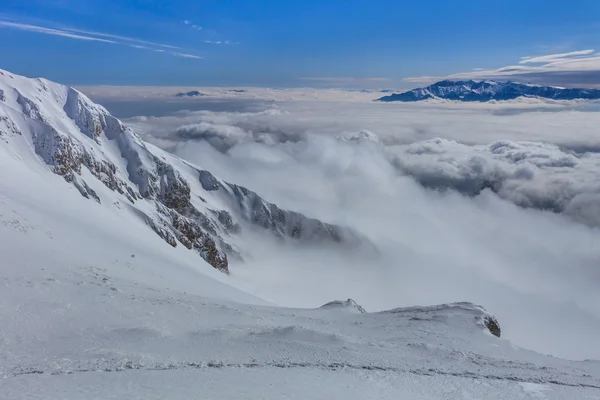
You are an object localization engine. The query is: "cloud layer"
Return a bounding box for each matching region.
[108,92,600,360]
[390,138,600,226]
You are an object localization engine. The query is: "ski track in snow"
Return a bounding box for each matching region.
[7,360,600,390]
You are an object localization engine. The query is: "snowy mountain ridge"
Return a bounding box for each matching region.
[2,68,600,398]
[0,69,363,273]
[377,80,600,102]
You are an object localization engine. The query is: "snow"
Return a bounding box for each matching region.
[1,68,600,398]
[379,80,600,102]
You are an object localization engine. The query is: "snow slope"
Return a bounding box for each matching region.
[1,69,600,399]
[0,68,365,274]
[378,80,600,102]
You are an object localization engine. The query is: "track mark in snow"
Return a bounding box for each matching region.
[7,361,600,390]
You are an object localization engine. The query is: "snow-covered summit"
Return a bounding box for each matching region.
[319,298,367,313]
[377,80,600,102]
[175,90,206,97]
[0,69,365,273]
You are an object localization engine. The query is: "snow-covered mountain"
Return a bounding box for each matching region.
[377,80,600,102]
[175,90,206,97]
[0,69,363,274]
[2,69,600,398]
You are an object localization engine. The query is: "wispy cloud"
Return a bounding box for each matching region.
[203,40,239,45]
[183,20,202,30]
[172,52,203,59]
[58,27,181,49]
[519,49,595,64]
[0,21,117,43]
[0,18,202,60]
[405,49,600,87]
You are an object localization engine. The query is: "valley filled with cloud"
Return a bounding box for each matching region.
[79,88,600,361]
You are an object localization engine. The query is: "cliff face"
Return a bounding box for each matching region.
[0,69,368,273]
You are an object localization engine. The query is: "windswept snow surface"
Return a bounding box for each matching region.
[1,179,600,399]
[1,70,600,398]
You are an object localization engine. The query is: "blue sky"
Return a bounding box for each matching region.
[1,0,600,87]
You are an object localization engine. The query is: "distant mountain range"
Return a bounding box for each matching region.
[176,90,205,97]
[377,80,600,102]
[175,89,247,97]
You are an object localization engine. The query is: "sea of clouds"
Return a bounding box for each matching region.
[98,91,600,360]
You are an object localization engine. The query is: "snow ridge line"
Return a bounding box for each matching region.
[6,361,600,389]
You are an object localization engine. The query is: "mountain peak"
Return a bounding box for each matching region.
[0,69,369,274]
[377,80,600,102]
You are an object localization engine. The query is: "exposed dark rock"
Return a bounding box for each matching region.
[171,212,228,273]
[82,152,139,202]
[156,161,191,213]
[212,209,240,233]
[483,315,501,338]
[34,129,84,177]
[198,170,221,191]
[197,169,362,247]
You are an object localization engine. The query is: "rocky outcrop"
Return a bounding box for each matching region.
[1,70,370,274]
[33,127,84,178]
[28,119,231,271]
[84,153,140,202]
[151,162,230,272]
[382,302,501,338]
[482,315,501,338]
[319,299,366,313]
[198,169,363,246]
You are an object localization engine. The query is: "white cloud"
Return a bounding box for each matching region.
[519,49,595,64]
[57,26,181,49]
[121,95,600,227]
[172,52,203,59]
[183,20,202,30]
[104,93,600,360]
[0,21,117,44]
[389,138,600,226]
[203,40,238,45]
[406,49,600,87]
[0,18,203,60]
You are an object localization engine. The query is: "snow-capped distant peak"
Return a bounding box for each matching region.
[337,129,380,143]
[377,80,600,102]
[319,299,366,313]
